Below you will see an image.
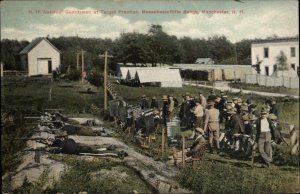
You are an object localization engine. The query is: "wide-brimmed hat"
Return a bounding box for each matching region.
[152,96,157,100]
[241,105,248,111]
[162,95,168,101]
[185,92,191,97]
[268,113,277,120]
[227,108,236,114]
[222,95,228,98]
[237,98,243,103]
[142,94,146,98]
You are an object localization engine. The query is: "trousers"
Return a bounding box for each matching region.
[258,131,272,164]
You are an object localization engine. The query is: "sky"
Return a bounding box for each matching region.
[1,0,299,43]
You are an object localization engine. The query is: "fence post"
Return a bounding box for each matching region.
[161,128,165,157]
[182,135,185,166]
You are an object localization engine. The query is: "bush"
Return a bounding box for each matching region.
[67,69,81,81]
[87,70,103,87]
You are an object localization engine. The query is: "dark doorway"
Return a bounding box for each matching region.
[221,69,225,80]
[265,66,269,76]
[48,60,52,73]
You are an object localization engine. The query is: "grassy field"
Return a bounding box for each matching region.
[1,77,299,193]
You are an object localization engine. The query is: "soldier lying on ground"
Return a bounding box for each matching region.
[45,131,127,159]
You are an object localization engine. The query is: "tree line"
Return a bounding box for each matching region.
[1,24,257,72]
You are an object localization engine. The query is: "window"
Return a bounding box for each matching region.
[264,48,269,58]
[291,47,295,57]
[265,66,269,76]
[273,64,277,72]
[291,64,295,70]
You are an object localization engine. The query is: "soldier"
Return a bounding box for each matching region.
[162,95,169,127]
[236,98,243,114]
[207,90,217,102]
[198,92,207,109]
[140,95,149,110]
[47,131,80,155]
[186,128,206,158]
[150,96,159,109]
[227,108,245,151]
[168,96,175,119]
[204,101,220,153]
[232,97,239,111]
[184,93,196,130]
[249,104,260,118]
[189,98,204,140]
[269,98,279,117]
[256,108,274,168]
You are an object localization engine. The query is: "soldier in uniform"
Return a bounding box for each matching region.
[141,95,149,110]
[150,96,159,109]
[198,92,207,109]
[168,96,175,119]
[204,101,220,153]
[189,98,204,140]
[47,131,80,155]
[256,108,274,168]
[162,95,169,127]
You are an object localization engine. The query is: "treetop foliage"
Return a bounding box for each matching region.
[1,24,257,71]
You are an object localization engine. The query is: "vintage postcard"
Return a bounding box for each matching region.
[1,0,299,193]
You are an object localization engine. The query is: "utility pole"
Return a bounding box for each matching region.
[99,51,113,110]
[81,49,86,83]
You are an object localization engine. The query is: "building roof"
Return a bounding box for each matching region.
[19,38,61,54]
[120,67,170,80]
[135,68,182,83]
[252,37,299,44]
[195,58,213,64]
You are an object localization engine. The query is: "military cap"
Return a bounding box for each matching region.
[268,113,277,120]
[222,95,228,98]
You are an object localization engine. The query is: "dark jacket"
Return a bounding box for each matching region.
[228,114,245,135]
[270,104,279,117]
[255,118,275,142]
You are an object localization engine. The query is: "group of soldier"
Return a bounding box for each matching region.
[139,90,282,168]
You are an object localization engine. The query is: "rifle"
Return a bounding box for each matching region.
[14,137,48,141]
[33,129,61,134]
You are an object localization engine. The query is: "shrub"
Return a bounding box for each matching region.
[87,70,103,87]
[67,69,81,81]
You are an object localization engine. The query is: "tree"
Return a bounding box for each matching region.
[276,51,289,71]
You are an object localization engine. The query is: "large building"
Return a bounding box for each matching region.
[251,37,299,76]
[19,38,61,76]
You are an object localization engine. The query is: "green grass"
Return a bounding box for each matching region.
[1,78,299,193]
[177,160,299,193]
[229,82,299,96]
[11,155,154,194]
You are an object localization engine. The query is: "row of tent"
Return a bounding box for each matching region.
[117,67,183,87]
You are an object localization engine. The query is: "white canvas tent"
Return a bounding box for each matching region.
[135,68,182,87]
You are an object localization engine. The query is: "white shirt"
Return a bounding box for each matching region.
[261,118,270,132]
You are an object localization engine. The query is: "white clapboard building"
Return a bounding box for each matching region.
[251,37,299,76]
[19,38,61,76]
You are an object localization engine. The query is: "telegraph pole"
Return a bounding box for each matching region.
[81,49,86,83]
[99,51,113,110]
